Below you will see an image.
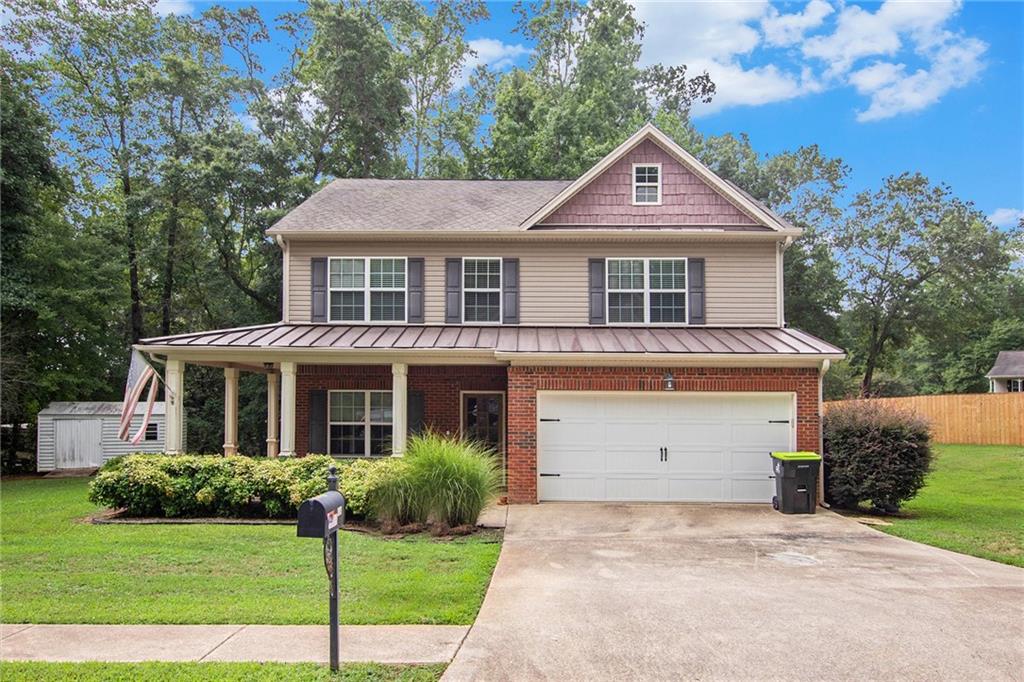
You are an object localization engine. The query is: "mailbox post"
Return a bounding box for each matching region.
[297,465,346,671]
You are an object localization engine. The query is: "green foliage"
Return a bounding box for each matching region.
[0,661,447,682]
[88,454,396,519]
[823,401,933,512]
[374,432,501,527]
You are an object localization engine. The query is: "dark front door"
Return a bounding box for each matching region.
[462,393,505,456]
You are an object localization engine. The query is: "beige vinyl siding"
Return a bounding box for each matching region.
[288,240,779,326]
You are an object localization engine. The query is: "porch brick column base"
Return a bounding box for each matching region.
[506,366,538,504]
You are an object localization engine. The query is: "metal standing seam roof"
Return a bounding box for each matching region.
[139,324,844,356]
[986,350,1024,378]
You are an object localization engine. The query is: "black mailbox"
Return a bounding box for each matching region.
[297,490,346,539]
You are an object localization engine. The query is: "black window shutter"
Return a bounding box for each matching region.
[502,258,520,324]
[309,390,327,454]
[311,258,328,323]
[408,390,426,436]
[407,258,425,323]
[688,258,706,325]
[445,258,462,324]
[588,258,606,325]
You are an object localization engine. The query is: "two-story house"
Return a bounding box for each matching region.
[137,124,845,504]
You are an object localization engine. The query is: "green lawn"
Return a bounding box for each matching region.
[0,477,500,624]
[877,444,1024,567]
[0,662,444,681]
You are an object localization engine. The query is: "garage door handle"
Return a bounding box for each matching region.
[539,418,561,422]
[768,420,790,424]
[539,473,560,477]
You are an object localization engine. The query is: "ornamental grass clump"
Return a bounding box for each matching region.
[823,401,933,513]
[373,432,501,527]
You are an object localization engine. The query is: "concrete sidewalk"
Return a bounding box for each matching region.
[0,624,468,664]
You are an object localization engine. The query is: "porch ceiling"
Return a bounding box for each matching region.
[137,323,844,362]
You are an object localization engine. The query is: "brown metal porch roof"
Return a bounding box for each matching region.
[139,324,844,356]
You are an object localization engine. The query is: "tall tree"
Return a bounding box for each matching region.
[488,0,714,179]
[836,173,1021,396]
[8,0,161,343]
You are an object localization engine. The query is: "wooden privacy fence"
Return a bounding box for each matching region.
[823,394,1024,446]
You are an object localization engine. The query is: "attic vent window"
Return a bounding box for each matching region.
[632,163,661,205]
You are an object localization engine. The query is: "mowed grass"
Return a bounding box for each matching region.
[878,444,1024,566]
[0,477,501,624]
[0,662,445,681]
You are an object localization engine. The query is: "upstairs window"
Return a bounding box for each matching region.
[463,257,501,323]
[632,163,661,205]
[607,258,687,324]
[329,257,406,322]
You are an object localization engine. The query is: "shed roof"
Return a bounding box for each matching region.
[986,350,1024,378]
[139,324,843,357]
[39,401,166,417]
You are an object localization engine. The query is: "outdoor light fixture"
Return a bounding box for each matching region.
[663,372,675,391]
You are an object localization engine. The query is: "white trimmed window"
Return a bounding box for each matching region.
[463,257,501,323]
[328,390,392,456]
[607,258,687,324]
[328,257,406,322]
[1007,379,1023,393]
[632,164,661,205]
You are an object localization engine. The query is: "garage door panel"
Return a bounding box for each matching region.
[606,477,666,501]
[541,422,604,447]
[537,393,796,503]
[541,447,603,473]
[666,421,729,445]
[606,447,662,474]
[730,477,776,503]
[667,477,727,502]
[539,476,600,501]
[666,448,725,474]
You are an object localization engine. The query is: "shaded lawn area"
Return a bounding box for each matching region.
[878,444,1024,567]
[0,662,444,681]
[0,477,500,624]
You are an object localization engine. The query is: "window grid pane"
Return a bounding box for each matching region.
[634,166,659,184]
[464,291,500,322]
[370,392,393,423]
[650,292,686,323]
[370,291,405,321]
[649,259,686,290]
[370,258,405,289]
[464,258,501,290]
[330,424,365,456]
[608,292,644,323]
[608,259,644,290]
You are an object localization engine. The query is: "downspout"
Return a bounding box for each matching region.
[277,235,289,323]
[777,237,792,328]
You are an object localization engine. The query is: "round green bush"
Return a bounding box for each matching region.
[823,401,933,512]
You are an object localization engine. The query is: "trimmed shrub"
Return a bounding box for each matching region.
[89,453,394,519]
[374,432,501,527]
[823,401,933,512]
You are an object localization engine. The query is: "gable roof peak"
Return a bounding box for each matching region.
[520,123,798,233]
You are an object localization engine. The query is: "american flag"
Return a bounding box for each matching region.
[119,350,163,444]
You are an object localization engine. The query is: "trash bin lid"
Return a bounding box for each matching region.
[770,451,822,461]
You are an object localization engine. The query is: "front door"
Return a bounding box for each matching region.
[462,392,505,480]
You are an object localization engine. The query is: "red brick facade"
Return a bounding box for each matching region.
[506,366,821,503]
[295,364,507,455]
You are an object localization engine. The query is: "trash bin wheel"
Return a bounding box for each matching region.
[772,496,779,510]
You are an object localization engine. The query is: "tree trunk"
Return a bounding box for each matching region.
[119,118,144,344]
[161,192,179,336]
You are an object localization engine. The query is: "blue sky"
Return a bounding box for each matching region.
[164,0,1024,227]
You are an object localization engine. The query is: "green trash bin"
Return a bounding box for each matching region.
[770,452,821,514]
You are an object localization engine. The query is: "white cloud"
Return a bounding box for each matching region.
[988,208,1024,228]
[629,0,986,122]
[454,38,531,89]
[762,0,834,48]
[153,0,195,16]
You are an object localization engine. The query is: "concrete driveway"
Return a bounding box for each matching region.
[445,504,1024,681]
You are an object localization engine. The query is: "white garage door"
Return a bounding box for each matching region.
[54,419,104,469]
[537,392,795,502]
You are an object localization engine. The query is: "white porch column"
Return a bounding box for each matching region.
[280,361,297,457]
[223,367,239,456]
[391,363,408,456]
[266,371,280,457]
[165,359,185,454]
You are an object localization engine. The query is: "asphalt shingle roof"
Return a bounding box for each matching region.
[267,179,572,233]
[986,350,1024,378]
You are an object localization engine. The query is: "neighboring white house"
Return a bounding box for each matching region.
[37,402,166,471]
[986,351,1024,393]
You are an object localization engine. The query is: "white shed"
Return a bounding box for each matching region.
[37,402,166,471]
